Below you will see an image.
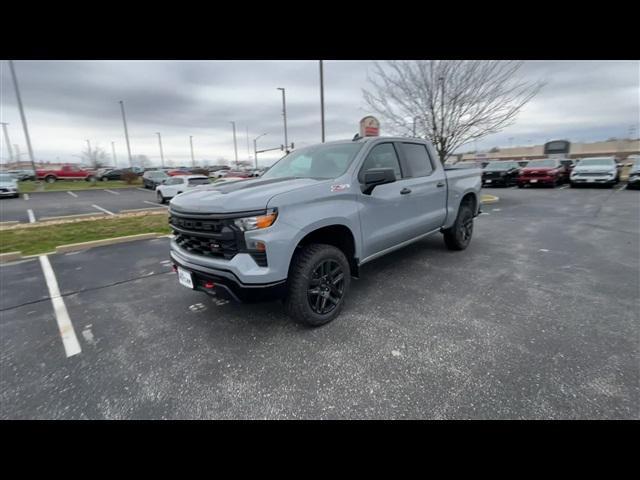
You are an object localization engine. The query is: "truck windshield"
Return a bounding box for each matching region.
[262,143,363,180]
[485,162,517,170]
[526,159,557,168]
[577,158,614,166]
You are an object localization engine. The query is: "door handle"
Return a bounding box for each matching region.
[436,181,445,187]
[400,187,412,195]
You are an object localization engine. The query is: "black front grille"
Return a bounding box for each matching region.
[169,209,268,266]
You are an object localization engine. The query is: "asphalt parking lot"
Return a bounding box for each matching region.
[0,186,638,419]
[0,187,163,223]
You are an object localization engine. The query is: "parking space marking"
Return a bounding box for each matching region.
[23,193,30,200]
[615,185,626,192]
[27,209,36,223]
[39,255,81,358]
[67,191,78,198]
[560,185,570,190]
[137,188,151,192]
[103,189,120,195]
[144,200,167,208]
[91,204,115,216]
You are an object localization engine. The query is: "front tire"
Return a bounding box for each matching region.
[157,191,165,204]
[443,203,474,251]
[45,175,56,183]
[284,244,350,327]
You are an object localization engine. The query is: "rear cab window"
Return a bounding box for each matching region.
[400,142,434,177]
[188,177,210,186]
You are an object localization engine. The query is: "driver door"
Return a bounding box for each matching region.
[357,142,420,260]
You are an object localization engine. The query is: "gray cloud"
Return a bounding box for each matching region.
[1,60,638,165]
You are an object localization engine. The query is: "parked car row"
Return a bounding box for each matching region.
[478,156,638,189]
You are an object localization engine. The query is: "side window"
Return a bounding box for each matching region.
[401,143,433,177]
[359,143,402,182]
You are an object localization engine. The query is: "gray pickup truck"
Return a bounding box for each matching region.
[169,136,482,326]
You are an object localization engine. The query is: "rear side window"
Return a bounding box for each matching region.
[401,143,433,177]
[359,143,402,181]
[188,178,210,186]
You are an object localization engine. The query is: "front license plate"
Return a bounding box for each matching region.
[587,178,595,183]
[530,179,538,183]
[485,180,492,183]
[177,267,194,289]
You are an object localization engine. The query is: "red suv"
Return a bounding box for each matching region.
[517,159,569,188]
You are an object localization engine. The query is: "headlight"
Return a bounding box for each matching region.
[233,209,277,231]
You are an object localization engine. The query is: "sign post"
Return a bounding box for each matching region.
[359,116,380,137]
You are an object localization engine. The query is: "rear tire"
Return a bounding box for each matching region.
[284,244,350,327]
[45,175,56,183]
[443,203,474,251]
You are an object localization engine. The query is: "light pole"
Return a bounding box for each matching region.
[156,132,165,168]
[189,136,195,167]
[119,100,133,167]
[8,61,38,175]
[111,141,117,167]
[253,133,268,169]
[319,61,325,143]
[277,87,289,152]
[230,121,238,169]
[246,126,251,163]
[0,123,14,164]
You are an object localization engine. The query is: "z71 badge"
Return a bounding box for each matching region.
[330,184,350,192]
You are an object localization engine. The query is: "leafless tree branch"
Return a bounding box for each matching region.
[362,60,545,163]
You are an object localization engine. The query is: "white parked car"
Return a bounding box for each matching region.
[0,173,20,198]
[155,175,210,204]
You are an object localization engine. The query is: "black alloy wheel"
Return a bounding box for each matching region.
[307,259,345,315]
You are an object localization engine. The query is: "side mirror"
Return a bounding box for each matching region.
[362,168,396,194]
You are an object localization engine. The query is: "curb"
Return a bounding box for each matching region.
[39,212,107,222]
[0,232,167,264]
[481,194,500,205]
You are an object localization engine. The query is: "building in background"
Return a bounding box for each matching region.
[459,138,640,162]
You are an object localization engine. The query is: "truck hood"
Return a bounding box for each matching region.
[521,167,559,173]
[169,176,329,213]
[572,165,616,174]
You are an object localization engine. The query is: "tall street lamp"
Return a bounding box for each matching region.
[156,132,165,168]
[0,123,15,163]
[277,87,289,152]
[189,136,195,167]
[253,133,268,169]
[230,121,239,168]
[119,100,133,167]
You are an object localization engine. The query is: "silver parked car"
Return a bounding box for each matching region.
[626,155,640,190]
[0,173,20,198]
[570,157,620,187]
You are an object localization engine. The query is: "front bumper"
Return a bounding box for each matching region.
[482,176,508,186]
[517,176,556,185]
[0,189,18,197]
[570,175,616,185]
[170,249,286,302]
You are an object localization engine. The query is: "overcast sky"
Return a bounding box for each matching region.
[1,60,638,167]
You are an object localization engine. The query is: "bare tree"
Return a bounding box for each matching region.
[80,144,109,168]
[362,60,545,163]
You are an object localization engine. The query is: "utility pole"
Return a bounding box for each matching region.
[0,123,14,164]
[111,141,117,167]
[156,132,165,168]
[246,126,250,162]
[189,136,195,167]
[119,100,133,167]
[277,88,288,153]
[253,133,268,170]
[8,61,38,175]
[319,61,325,143]
[230,121,238,168]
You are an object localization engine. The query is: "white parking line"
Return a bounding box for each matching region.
[39,255,81,358]
[615,185,626,192]
[144,200,167,207]
[91,204,115,215]
[560,185,570,190]
[103,189,120,195]
[67,191,78,198]
[137,188,151,192]
[23,193,30,200]
[27,209,36,223]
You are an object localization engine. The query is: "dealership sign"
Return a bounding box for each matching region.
[359,116,380,137]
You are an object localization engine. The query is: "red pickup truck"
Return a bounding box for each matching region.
[36,165,96,183]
